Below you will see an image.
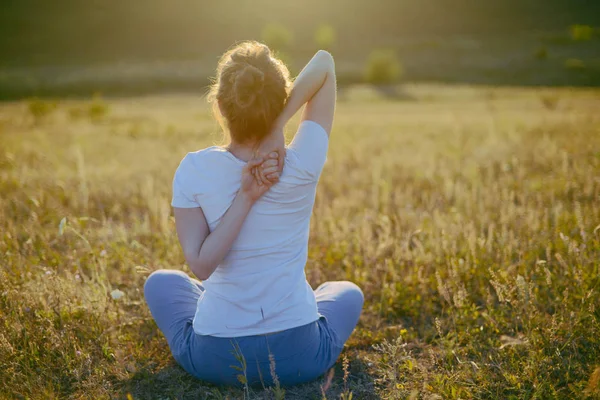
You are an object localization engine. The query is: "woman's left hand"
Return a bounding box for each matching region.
[253,126,285,185]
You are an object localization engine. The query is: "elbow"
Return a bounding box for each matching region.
[195,272,211,281]
[316,50,335,76]
[190,263,212,281]
[317,49,333,59]
[316,50,334,66]
[185,256,213,281]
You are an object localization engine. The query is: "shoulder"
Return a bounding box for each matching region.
[298,120,329,140]
[176,146,229,174]
[287,120,329,156]
[284,120,330,181]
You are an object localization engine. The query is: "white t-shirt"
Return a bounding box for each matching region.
[171,120,329,337]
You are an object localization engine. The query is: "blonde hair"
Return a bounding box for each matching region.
[208,41,291,145]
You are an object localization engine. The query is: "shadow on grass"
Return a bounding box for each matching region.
[372,84,415,101]
[337,83,416,103]
[118,362,222,400]
[118,354,380,399]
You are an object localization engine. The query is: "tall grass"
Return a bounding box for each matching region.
[1,85,599,399]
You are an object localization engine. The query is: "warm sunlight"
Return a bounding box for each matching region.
[1,1,600,399]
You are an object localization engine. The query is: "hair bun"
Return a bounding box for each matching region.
[233,65,265,108]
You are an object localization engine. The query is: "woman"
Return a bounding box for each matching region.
[144,41,363,387]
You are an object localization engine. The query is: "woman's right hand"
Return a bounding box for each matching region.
[240,157,279,203]
[256,152,281,184]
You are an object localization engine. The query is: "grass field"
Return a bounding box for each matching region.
[1,84,600,399]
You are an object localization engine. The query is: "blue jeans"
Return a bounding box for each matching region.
[144,270,363,387]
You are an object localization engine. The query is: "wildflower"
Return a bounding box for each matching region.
[99,250,107,257]
[58,217,67,235]
[110,289,125,300]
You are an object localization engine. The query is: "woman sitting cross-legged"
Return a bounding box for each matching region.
[144,41,364,387]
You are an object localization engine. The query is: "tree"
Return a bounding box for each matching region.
[261,23,293,52]
[364,49,403,85]
[314,24,336,51]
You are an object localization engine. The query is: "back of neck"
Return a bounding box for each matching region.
[226,141,258,162]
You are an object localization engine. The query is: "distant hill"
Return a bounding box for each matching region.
[0,0,599,97]
[1,0,599,67]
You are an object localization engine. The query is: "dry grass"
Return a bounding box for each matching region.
[1,84,599,399]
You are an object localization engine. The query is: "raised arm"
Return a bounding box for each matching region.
[174,158,276,281]
[276,50,337,135]
[254,50,336,184]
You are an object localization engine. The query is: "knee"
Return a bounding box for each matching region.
[342,281,364,310]
[144,269,187,299]
[327,281,364,310]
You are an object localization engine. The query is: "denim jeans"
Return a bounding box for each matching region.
[144,270,363,386]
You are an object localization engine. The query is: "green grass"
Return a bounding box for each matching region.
[1,84,600,399]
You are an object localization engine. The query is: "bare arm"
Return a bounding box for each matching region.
[275,50,336,135]
[174,158,275,281]
[254,50,336,183]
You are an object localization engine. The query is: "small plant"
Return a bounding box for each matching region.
[565,58,586,71]
[28,98,57,121]
[68,95,109,122]
[364,49,403,85]
[230,341,249,398]
[261,23,293,53]
[314,24,336,51]
[89,95,109,121]
[539,94,560,110]
[268,353,285,400]
[570,24,594,41]
[340,355,353,400]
